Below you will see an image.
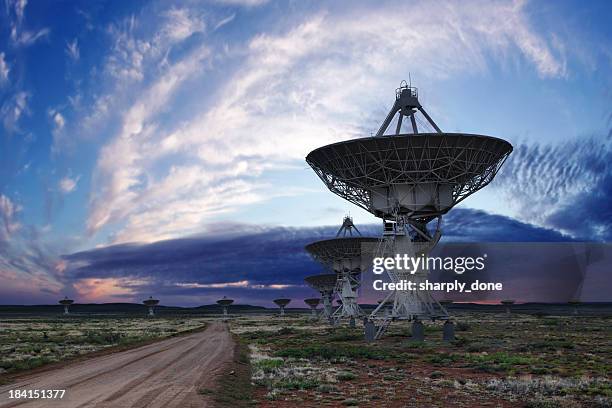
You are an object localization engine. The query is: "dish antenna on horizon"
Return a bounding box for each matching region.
[304,298,320,319]
[501,299,515,317]
[143,296,160,317]
[58,296,74,315]
[273,298,291,317]
[306,81,513,340]
[217,296,234,320]
[568,299,581,316]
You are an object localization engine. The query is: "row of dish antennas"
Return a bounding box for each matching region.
[57,296,161,316]
[57,295,584,321]
[55,296,304,318]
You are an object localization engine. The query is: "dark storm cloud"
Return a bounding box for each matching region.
[441,209,573,242]
[60,209,578,305]
[494,128,612,241]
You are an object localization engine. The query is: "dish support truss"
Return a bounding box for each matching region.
[314,288,333,323]
[376,83,441,136]
[367,216,449,339]
[304,274,338,325]
[331,269,362,325]
[147,305,156,317]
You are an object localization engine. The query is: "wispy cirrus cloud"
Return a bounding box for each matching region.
[210,0,269,7]
[0,194,65,303]
[1,91,29,132]
[84,0,569,245]
[494,127,612,240]
[65,39,79,61]
[6,0,50,47]
[59,175,80,194]
[0,52,9,84]
[0,194,21,243]
[12,27,49,47]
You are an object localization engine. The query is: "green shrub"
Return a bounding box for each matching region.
[275,344,389,360]
[430,371,444,379]
[254,358,284,373]
[317,384,338,393]
[456,322,470,331]
[336,371,357,381]
[277,377,320,390]
[277,327,295,335]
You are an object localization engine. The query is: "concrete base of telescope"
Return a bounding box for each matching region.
[364,320,376,343]
[411,321,424,342]
[443,321,455,342]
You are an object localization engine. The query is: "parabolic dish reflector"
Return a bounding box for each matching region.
[59,298,74,305]
[304,274,337,292]
[305,237,378,271]
[306,133,512,219]
[304,298,320,307]
[273,298,291,307]
[217,298,234,306]
[143,298,159,306]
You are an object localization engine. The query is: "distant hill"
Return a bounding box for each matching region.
[0,303,269,316]
[0,302,610,317]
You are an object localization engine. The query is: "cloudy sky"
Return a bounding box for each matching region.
[0,0,610,306]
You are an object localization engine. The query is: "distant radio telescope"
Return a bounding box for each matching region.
[501,299,515,316]
[304,273,337,322]
[304,298,320,318]
[273,298,291,316]
[439,299,453,311]
[307,82,512,339]
[217,296,234,319]
[143,296,160,317]
[568,299,581,316]
[305,216,377,328]
[58,296,74,315]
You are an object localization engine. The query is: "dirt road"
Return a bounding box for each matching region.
[0,322,234,408]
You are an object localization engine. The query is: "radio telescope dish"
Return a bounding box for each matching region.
[305,273,337,322]
[217,296,234,319]
[307,134,511,221]
[306,82,512,339]
[305,216,377,326]
[501,299,515,316]
[273,298,291,316]
[304,298,320,319]
[143,296,159,317]
[568,299,581,316]
[59,296,74,315]
[217,296,234,306]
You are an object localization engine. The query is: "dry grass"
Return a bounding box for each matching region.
[228,311,612,407]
